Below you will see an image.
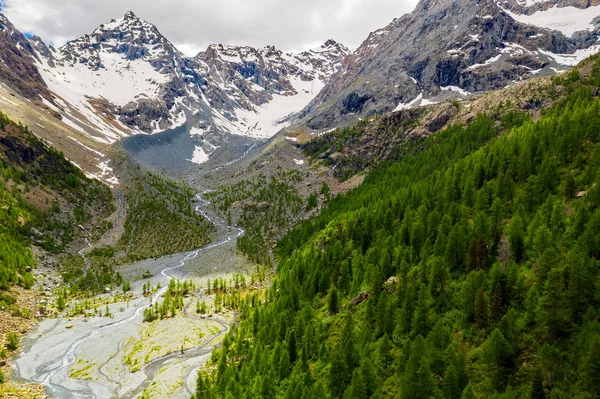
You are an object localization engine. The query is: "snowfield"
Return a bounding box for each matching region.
[189,146,210,165]
[501,5,600,37]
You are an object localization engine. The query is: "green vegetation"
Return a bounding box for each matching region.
[119,165,214,262]
[6,332,18,351]
[196,55,600,398]
[60,249,124,297]
[196,300,209,315]
[206,170,304,264]
[0,112,113,292]
[70,359,96,380]
[143,279,195,323]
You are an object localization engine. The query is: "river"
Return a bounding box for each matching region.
[14,137,263,398]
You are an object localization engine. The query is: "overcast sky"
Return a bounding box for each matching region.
[0,0,418,56]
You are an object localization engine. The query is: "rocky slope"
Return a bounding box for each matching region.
[291,0,600,131]
[0,14,52,104]
[300,49,600,181]
[4,11,350,148]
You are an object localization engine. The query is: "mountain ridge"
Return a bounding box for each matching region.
[10,11,350,146]
[289,0,600,131]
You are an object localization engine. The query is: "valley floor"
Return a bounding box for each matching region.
[12,142,262,399]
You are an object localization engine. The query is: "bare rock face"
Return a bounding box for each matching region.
[293,0,600,131]
[423,102,457,133]
[0,14,52,102]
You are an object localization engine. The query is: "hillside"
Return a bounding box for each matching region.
[0,111,114,394]
[196,53,600,398]
[0,112,114,285]
[114,150,216,263]
[300,49,600,180]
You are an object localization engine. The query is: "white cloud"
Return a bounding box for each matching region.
[1,0,418,55]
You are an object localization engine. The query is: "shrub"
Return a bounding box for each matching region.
[6,332,18,351]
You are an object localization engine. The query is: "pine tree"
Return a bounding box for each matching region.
[474,288,488,329]
[402,336,436,399]
[196,372,211,399]
[579,337,600,395]
[287,330,297,364]
[328,286,339,315]
[329,349,346,398]
[497,232,513,270]
[466,235,488,271]
[563,173,577,198]
[482,328,513,390]
[536,269,571,341]
[508,214,525,263]
[343,368,367,399]
[461,384,475,399]
[444,363,462,399]
[360,357,378,397]
[530,369,546,399]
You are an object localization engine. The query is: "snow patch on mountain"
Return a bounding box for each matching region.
[538,45,600,67]
[212,78,326,139]
[189,146,210,165]
[441,86,471,96]
[501,5,600,36]
[394,93,438,112]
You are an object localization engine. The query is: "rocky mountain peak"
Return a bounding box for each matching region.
[0,13,52,101]
[308,39,350,57]
[54,11,183,74]
[292,0,600,131]
[124,10,138,20]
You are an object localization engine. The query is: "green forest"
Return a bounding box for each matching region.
[206,170,304,265]
[0,112,113,294]
[118,165,215,262]
[194,56,600,398]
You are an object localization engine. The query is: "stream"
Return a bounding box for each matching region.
[14,140,260,399]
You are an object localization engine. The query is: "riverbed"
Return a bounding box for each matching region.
[14,130,266,398]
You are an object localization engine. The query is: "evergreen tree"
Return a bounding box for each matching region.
[579,337,600,395]
[474,288,488,329]
[530,369,546,399]
[482,329,513,390]
[329,349,346,398]
[461,384,476,399]
[402,336,437,399]
[343,368,367,399]
[328,286,339,315]
[444,363,462,399]
[536,269,571,341]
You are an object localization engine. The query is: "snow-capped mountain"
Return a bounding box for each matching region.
[292,0,600,131]
[192,40,350,138]
[6,11,349,146]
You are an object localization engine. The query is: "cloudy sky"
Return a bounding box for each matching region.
[0,0,418,56]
